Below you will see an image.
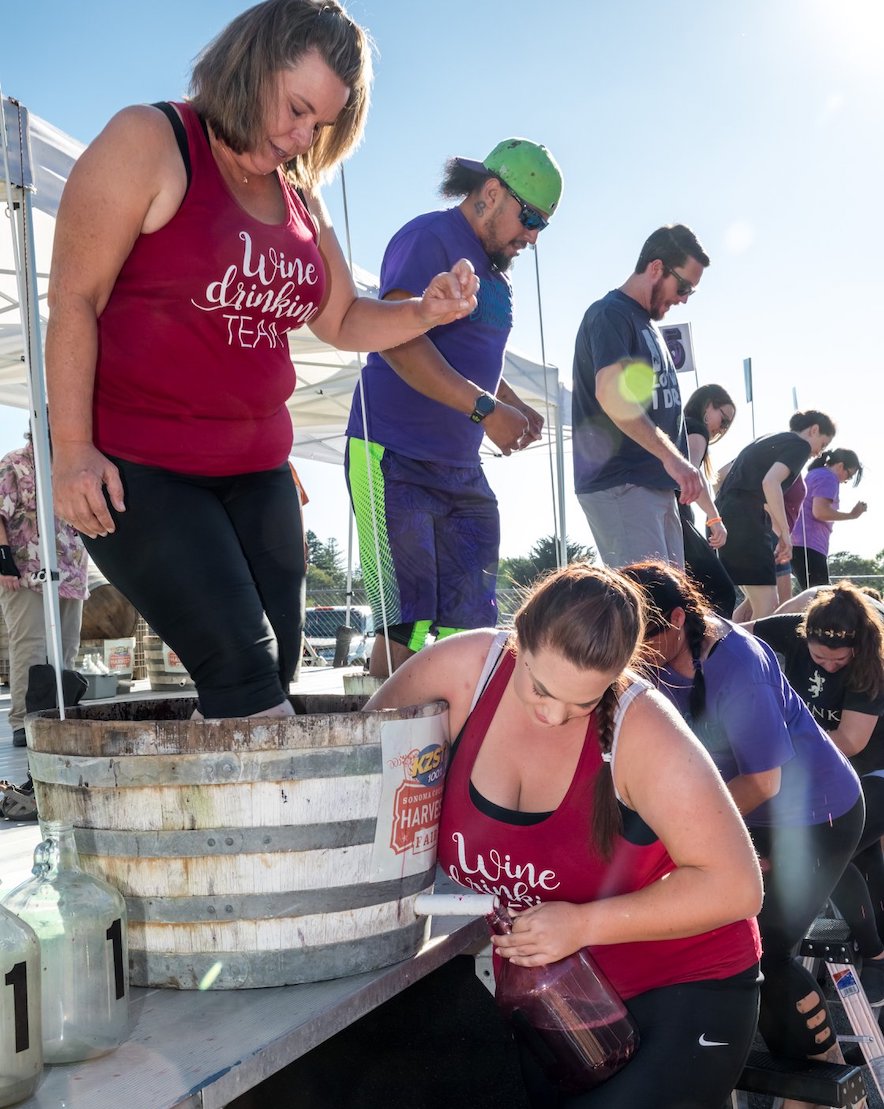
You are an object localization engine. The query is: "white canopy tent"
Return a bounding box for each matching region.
[0,102,573,576]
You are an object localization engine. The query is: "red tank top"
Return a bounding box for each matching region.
[93,102,326,475]
[437,649,761,999]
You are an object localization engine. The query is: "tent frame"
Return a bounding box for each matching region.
[1,94,66,716]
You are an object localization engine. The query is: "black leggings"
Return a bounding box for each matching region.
[680,506,738,618]
[83,456,305,718]
[516,965,761,1109]
[832,773,884,956]
[791,546,830,590]
[751,796,865,1059]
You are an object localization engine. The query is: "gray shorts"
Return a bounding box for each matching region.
[577,484,685,569]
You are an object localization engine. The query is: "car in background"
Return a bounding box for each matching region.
[304,605,375,667]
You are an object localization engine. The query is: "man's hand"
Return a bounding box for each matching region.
[482,402,531,456]
[0,544,20,592]
[52,442,126,539]
[665,454,702,505]
[417,258,479,327]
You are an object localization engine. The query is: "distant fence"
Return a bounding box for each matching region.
[305,586,524,621]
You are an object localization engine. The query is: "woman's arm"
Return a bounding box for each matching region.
[365,628,501,736]
[687,432,727,548]
[812,496,868,523]
[495,690,763,965]
[761,461,793,562]
[47,106,187,538]
[828,709,878,757]
[726,767,781,816]
[302,189,477,352]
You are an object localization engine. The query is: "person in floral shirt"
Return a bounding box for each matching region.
[0,434,88,746]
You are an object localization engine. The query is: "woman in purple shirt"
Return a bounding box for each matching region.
[623,560,863,1079]
[791,449,867,589]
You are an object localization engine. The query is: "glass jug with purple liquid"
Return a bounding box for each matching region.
[487,903,639,1093]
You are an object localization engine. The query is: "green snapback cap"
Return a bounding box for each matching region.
[455,138,563,216]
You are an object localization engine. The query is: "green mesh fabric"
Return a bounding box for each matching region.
[347,438,401,627]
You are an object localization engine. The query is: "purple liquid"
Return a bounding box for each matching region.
[524,1016,638,1092]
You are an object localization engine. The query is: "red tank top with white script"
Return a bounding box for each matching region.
[437,649,761,999]
[93,102,326,475]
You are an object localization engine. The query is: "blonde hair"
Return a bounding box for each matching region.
[189,0,372,188]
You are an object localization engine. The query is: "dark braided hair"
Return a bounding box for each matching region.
[513,562,645,860]
[621,561,715,723]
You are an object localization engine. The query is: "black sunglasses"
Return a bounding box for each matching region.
[500,181,549,231]
[663,265,695,298]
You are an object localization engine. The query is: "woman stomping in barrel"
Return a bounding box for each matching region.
[367,564,762,1108]
[46,0,477,721]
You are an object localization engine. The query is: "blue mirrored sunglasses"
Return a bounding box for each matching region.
[500,181,548,231]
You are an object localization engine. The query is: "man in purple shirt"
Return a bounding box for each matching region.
[346,139,563,676]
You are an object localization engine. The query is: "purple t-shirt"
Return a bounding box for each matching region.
[791,466,839,555]
[655,622,859,829]
[346,208,512,466]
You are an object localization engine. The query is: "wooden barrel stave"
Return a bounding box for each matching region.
[28,696,448,990]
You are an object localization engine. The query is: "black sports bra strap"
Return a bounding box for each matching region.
[151,101,191,193]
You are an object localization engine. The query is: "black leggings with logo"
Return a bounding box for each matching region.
[83,456,305,718]
[516,964,761,1109]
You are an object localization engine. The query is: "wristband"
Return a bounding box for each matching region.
[0,545,20,578]
[705,516,722,526]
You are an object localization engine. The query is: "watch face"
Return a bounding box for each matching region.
[472,394,496,422]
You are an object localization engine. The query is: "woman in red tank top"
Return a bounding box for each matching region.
[45,1,478,722]
[367,564,763,1108]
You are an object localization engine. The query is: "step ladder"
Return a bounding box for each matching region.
[731,915,884,1107]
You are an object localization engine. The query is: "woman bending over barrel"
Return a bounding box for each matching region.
[367,563,762,1108]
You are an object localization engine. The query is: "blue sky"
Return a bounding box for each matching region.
[2,0,883,558]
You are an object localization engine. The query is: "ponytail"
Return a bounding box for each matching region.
[591,682,626,861]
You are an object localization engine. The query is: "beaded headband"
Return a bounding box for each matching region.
[807,627,856,641]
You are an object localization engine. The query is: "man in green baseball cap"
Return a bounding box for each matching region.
[345,137,563,676]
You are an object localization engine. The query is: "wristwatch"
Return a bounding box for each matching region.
[469,392,497,423]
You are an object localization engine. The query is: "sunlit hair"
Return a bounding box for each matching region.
[683,383,736,475]
[635,223,710,274]
[789,409,836,438]
[808,448,863,487]
[800,582,884,699]
[620,561,713,725]
[513,562,645,859]
[189,0,372,189]
[439,160,490,199]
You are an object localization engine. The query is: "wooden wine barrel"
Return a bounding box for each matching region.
[27,694,449,991]
[81,565,139,641]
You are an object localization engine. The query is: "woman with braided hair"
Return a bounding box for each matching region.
[367,563,762,1108]
[623,560,862,1102]
[749,582,884,1002]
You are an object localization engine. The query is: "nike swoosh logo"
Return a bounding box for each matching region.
[698,1034,729,1047]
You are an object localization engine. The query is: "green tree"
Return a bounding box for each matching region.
[827,549,884,581]
[498,535,596,591]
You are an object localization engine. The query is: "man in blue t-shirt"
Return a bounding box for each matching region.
[345,138,563,676]
[572,224,709,568]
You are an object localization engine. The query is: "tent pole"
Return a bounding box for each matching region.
[531,244,566,569]
[1,96,66,717]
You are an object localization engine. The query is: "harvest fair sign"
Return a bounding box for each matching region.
[369,712,449,882]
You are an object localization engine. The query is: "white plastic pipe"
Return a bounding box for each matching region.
[413,893,497,917]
